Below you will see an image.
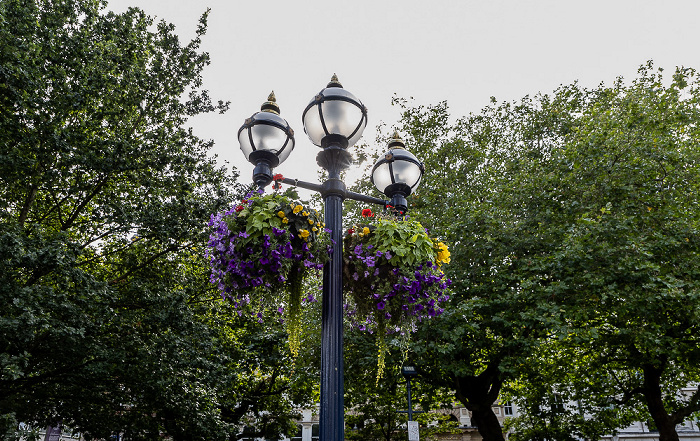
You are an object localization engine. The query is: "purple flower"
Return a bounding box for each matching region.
[377,301,386,310]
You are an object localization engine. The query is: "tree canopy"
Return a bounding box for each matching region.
[380,62,700,441]
[0,1,314,439]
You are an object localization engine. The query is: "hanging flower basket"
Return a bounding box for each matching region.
[343,209,451,377]
[344,209,451,326]
[206,191,331,355]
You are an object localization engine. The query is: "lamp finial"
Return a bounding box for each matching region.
[261,91,280,114]
[388,131,406,149]
[327,74,343,88]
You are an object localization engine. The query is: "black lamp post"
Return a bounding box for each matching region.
[238,75,424,441]
[401,365,418,422]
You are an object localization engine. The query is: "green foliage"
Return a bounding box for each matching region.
[367,219,437,267]
[0,0,312,439]
[381,62,700,441]
[383,92,562,441]
[518,62,700,440]
[343,330,457,441]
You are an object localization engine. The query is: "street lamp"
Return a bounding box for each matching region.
[401,365,418,422]
[371,133,425,214]
[238,92,295,188]
[402,365,421,441]
[238,75,424,441]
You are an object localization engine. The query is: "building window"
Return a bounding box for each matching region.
[311,423,320,441]
[551,393,564,413]
[290,424,303,441]
[504,402,514,416]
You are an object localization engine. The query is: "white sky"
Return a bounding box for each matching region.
[106,0,700,192]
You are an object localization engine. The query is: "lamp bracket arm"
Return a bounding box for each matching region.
[281,177,323,194]
[280,177,391,209]
[345,190,388,207]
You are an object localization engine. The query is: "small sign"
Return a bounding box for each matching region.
[408,421,420,441]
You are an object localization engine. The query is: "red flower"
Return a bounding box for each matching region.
[347,228,355,235]
[235,205,244,212]
[362,208,374,217]
[272,173,284,181]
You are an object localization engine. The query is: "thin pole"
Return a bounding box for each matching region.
[320,189,344,441]
[407,378,413,422]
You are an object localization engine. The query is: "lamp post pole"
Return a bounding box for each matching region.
[406,376,414,422]
[401,365,422,441]
[238,76,424,441]
[317,146,351,440]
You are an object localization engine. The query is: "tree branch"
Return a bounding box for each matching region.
[61,173,111,231]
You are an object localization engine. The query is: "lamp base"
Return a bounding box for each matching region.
[253,161,273,189]
[317,146,353,175]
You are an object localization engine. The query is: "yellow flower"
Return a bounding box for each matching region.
[277,211,285,218]
[436,242,451,264]
[312,227,318,232]
[282,217,288,224]
[362,227,370,235]
[308,219,315,225]
[299,229,310,240]
[293,205,303,214]
[302,211,309,216]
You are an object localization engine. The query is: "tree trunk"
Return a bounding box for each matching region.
[642,363,679,441]
[470,407,505,441]
[453,362,505,441]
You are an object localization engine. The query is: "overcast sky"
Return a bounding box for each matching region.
[106,0,700,191]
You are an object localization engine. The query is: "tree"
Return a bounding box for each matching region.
[394,62,700,441]
[513,63,700,441]
[0,1,312,439]
[377,95,570,441]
